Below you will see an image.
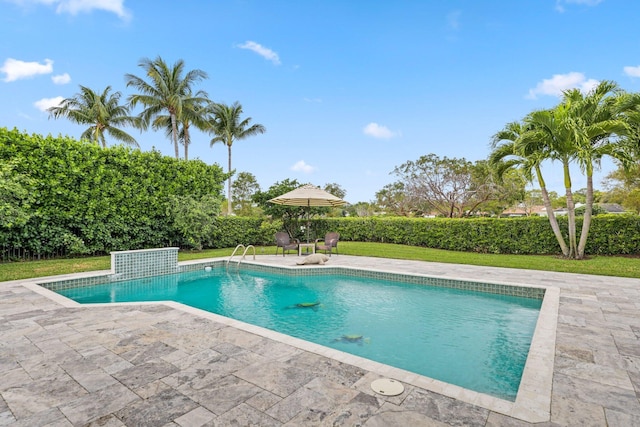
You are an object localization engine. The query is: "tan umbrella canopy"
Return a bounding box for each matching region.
[268,184,347,242]
[268,184,347,207]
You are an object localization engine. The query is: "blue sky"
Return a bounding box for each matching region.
[2,0,640,204]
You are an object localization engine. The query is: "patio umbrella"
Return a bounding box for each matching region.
[268,184,347,242]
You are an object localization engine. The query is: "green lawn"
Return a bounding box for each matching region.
[1,242,638,282]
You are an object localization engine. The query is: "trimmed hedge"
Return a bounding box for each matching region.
[304,215,640,255]
[208,217,281,249]
[214,214,639,256]
[0,128,227,258]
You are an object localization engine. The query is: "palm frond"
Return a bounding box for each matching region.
[48,85,138,148]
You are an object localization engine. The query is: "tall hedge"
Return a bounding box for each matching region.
[307,215,640,255]
[209,217,281,249]
[193,214,640,256]
[222,214,639,256]
[0,128,227,257]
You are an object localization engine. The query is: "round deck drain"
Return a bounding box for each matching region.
[371,378,404,396]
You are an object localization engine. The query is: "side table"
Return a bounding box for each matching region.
[298,243,315,256]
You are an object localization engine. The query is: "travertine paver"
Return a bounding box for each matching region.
[0,255,639,426]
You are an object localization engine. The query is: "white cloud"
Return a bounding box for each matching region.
[52,72,71,84]
[555,0,603,12]
[1,58,53,82]
[8,0,131,20]
[526,72,599,99]
[623,65,640,78]
[303,97,322,103]
[3,0,52,6]
[57,0,130,19]
[290,160,316,174]
[34,96,64,111]
[237,41,281,65]
[363,122,399,139]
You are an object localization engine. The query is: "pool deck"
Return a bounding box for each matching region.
[1,255,639,426]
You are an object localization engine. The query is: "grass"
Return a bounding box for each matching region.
[1,242,638,282]
[340,242,640,278]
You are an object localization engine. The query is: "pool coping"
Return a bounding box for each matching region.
[30,257,558,423]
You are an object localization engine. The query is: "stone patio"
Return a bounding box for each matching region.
[1,255,639,426]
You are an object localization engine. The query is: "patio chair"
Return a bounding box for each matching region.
[315,232,340,256]
[275,232,300,256]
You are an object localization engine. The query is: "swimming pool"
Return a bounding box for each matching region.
[54,266,542,401]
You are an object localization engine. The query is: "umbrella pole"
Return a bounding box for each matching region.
[306,206,310,244]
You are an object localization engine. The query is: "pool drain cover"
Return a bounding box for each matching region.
[371,378,404,396]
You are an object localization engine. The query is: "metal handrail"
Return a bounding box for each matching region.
[226,244,245,267]
[241,245,256,262]
[226,244,256,268]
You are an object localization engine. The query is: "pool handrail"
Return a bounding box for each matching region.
[227,244,256,268]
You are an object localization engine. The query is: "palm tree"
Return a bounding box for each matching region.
[207,102,266,215]
[154,93,209,160]
[491,120,570,256]
[524,106,580,257]
[492,81,637,259]
[125,56,208,159]
[48,85,139,148]
[561,82,635,258]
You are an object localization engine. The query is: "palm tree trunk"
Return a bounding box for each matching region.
[536,166,569,256]
[563,162,576,258]
[565,189,577,258]
[577,172,594,259]
[98,124,107,148]
[184,124,190,161]
[92,126,102,147]
[171,113,179,159]
[227,143,232,216]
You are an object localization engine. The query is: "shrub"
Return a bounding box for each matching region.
[0,128,227,258]
[298,215,639,255]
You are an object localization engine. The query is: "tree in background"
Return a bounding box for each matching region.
[231,171,261,216]
[48,85,139,148]
[390,154,507,217]
[344,201,376,217]
[126,56,208,159]
[208,102,266,215]
[252,180,344,237]
[474,166,527,217]
[518,189,545,215]
[553,188,594,208]
[575,204,609,216]
[253,179,304,237]
[603,163,640,192]
[602,162,640,212]
[375,182,412,216]
[323,182,347,217]
[392,154,467,217]
[323,182,346,199]
[623,189,640,213]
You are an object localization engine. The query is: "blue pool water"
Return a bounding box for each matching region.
[58,268,542,400]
